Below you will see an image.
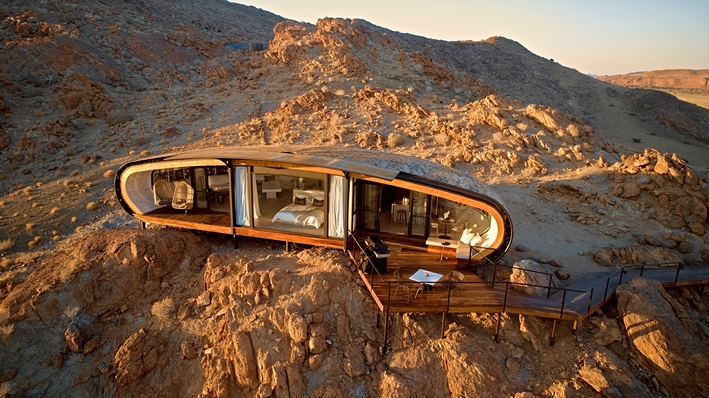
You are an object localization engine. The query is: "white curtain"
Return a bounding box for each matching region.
[328,175,345,238]
[233,167,251,226]
[252,174,261,219]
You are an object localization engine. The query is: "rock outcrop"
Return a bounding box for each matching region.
[616,278,709,397]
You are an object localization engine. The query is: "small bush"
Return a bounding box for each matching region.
[49,207,59,215]
[64,305,93,329]
[140,150,151,156]
[151,297,176,320]
[0,324,15,337]
[0,239,14,252]
[103,170,116,179]
[85,202,99,211]
[0,381,15,398]
[27,236,41,248]
[14,252,38,264]
[106,110,133,126]
[387,132,404,148]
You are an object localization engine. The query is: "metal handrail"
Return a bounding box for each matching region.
[373,277,589,321]
[373,259,709,323]
[348,233,386,283]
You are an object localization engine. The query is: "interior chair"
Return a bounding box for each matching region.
[396,210,407,225]
[431,222,439,238]
[392,270,410,303]
[172,181,195,214]
[153,179,174,206]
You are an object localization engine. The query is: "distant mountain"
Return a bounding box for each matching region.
[597,69,709,90]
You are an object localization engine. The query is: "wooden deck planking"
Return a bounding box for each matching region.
[358,251,709,322]
[138,209,232,234]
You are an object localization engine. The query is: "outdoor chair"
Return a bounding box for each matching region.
[153,179,174,206]
[392,270,410,303]
[445,271,464,291]
[172,181,194,214]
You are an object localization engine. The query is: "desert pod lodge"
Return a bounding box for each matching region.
[115,146,514,265]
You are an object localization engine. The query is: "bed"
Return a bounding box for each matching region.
[271,190,325,229]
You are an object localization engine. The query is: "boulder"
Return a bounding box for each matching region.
[180,341,196,360]
[578,366,622,398]
[519,315,550,352]
[287,314,308,343]
[616,278,709,397]
[592,246,679,266]
[343,345,366,377]
[113,329,160,386]
[64,324,83,353]
[589,316,623,346]
[510,260,555,296]
[232,331,258,390]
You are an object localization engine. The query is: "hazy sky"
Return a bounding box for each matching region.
[239,0,709,76]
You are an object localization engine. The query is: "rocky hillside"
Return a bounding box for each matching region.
[1,0,709,397]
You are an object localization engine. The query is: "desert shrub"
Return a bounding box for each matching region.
[387,132,404,148]
[64,305,92,329]
[151,297,176,320]
[27,236,41,248]
[140,150,151,156]
[21,86,42,98]
[102,170,116,179]
[106,110,133,126]
[0,239,14,252]
[0,324,15,337]
[14,251,39,264]
[0,381,15,397]
[49,207,59,215]
[85,202,99,211]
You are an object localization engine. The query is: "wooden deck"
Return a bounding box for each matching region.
[358,251,709,322]
[137,207,232,234]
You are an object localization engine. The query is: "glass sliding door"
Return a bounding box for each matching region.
[193,167,208,210]
[408,191,429,237]
[357,181,381,232]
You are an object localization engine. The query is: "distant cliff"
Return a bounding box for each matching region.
[597,69,709,90]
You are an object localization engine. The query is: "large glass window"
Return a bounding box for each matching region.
[150,166,230,213]
[252,167,327,236]
[429,197,492,240]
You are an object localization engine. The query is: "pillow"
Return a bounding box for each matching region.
[313,192,325,201]
[459,228,476,245]
[294,196,306,205]
[312,198,324,207]
[469,233,483,246]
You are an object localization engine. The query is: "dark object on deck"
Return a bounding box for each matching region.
[364,236,390,274]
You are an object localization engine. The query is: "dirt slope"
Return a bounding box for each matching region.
[1,0,709,397]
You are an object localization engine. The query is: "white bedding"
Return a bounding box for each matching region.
[272,203,325,229]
